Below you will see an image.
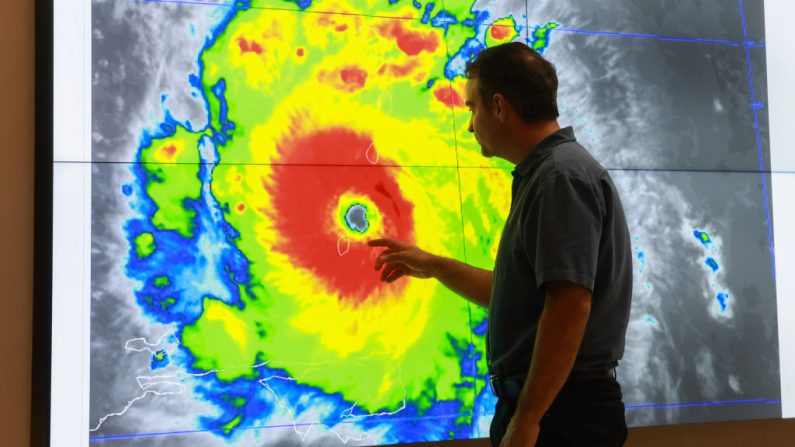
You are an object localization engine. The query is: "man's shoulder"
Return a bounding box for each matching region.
[530,140,606,189]
[551,140,606,180]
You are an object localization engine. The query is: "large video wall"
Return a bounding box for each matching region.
[44,0,794,445]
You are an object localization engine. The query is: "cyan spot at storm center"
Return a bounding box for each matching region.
[345,204,369,233]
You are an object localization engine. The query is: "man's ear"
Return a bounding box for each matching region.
[492,93,507,123]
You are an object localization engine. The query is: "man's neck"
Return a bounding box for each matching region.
[504,120,561,165]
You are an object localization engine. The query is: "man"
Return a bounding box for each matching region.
[369,42,632,446]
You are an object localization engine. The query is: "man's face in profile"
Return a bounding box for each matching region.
[466,78,500,159]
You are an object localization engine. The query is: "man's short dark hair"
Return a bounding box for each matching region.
[465,42,559,124]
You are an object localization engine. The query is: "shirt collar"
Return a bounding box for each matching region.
[513,126,577,177]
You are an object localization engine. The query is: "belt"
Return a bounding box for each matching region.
[489,368,616,399]
[569,368,616,382]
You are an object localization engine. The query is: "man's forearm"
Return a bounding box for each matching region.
[430,256,492,308]
[514,282,592,424]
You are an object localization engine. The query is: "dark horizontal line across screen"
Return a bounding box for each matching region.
[51,160,794,175]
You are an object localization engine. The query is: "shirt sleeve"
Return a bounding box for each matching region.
[523,173,605,291]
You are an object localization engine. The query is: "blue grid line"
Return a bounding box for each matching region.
[89,397,781,442]
[90,427,227,442]
[131,0,767,50]
[739,0,777,283]
[626,398,781,410]
[89,413,469,442]
[475,398,781,415]
[553,27,741,46]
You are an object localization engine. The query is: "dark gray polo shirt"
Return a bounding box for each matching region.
[487,126,633,377]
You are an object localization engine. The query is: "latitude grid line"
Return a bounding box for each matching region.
[88,398,783,442]
[85,0,781,442]
[60,161,793,176]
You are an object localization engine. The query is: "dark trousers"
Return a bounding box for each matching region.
[489,377,628,447]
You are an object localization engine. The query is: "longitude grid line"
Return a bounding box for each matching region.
[739,0,776,283]
[525,0,530,45]
[439,0,478,429]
